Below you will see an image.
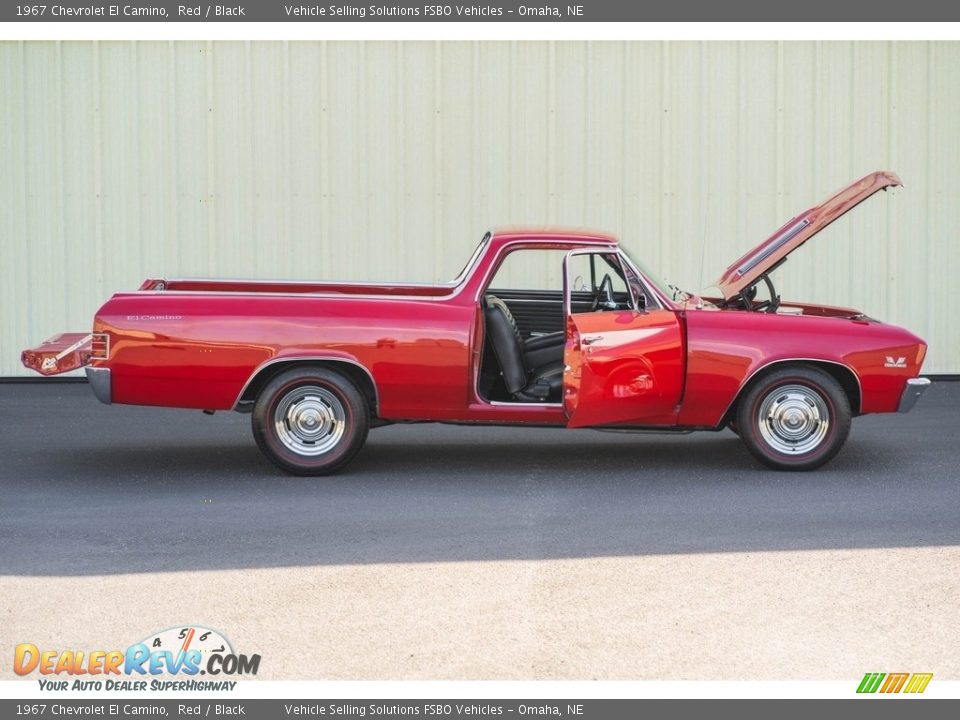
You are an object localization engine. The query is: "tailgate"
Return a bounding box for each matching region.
[21,332,109,376]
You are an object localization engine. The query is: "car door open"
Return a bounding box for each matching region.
[562,249,684,428]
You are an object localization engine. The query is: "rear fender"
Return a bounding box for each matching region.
[233,353,379,417]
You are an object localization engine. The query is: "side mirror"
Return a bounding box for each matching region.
[636,291,647,311]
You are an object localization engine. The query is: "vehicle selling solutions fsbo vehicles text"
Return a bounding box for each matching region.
[282,5,502,17]
[282,5,582,18]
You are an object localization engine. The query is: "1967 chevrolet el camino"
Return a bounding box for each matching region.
[23,171,930,475]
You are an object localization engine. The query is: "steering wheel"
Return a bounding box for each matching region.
[753,296,781,314]
[737,282,779,313]
[591,274,617,311]
[752,276,781,314]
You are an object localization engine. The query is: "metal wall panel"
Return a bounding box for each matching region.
[2,41,958,375]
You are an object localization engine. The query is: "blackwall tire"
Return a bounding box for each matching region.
[737,366,851,471]
[252,366,369,476]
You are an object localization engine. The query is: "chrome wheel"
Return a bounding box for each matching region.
[274,385,346,456]
[756,384,830,455]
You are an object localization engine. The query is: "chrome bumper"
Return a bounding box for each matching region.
[85,366,112,405]
[897,377,930,414]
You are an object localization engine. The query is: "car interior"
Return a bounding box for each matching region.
[478,250,640,404]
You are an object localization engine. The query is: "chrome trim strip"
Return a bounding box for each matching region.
[85,367,112,405]
[123,289,456,303]
[486,400,564,408]
[719,358,863,424]
[55,334,93,362]
[232,356,380,412]
[483,297,569,304]
[736,218,810,277]
[163,277,461,288]
[897,377,931,414]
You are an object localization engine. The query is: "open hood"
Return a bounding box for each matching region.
[715,171,903,300]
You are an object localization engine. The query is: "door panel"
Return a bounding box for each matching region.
[563,309,684,428]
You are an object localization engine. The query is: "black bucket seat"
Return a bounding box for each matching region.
[483,295,565,402]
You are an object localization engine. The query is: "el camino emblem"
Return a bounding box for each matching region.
[884,356,907,369]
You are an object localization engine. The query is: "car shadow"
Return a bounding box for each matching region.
[1,383,958,576]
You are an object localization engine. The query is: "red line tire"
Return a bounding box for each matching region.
[736,366,851,471]
[252,366,370,476]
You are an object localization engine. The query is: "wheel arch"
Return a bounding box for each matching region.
[721,358,861,428]
[234,356,379,418]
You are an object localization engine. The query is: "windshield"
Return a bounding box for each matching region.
[619,245,684,303]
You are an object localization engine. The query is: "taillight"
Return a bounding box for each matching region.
[90,333,110,360]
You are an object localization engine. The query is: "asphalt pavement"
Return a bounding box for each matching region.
[1,381,958,679]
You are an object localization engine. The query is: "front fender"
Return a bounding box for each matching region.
[678,310,925,427]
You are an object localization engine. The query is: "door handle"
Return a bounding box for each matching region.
[582,335,603,345]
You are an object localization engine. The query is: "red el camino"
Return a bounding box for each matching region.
[23,171,929,475]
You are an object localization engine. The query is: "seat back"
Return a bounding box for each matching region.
[483,295,528,394]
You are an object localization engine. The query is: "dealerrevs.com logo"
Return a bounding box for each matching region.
[14,626,260,692]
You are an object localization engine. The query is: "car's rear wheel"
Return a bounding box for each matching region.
[252,366,369,475]
[736,366,851,471]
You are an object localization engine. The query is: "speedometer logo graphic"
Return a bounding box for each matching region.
[141,625,234,671]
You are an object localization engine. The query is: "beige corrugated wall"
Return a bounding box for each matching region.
[2,41,958,376]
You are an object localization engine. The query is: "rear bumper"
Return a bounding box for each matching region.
[85,366,112,405]
[898,377,931,413]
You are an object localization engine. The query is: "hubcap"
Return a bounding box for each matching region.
[757,384,830,455]
[274,385,346,456]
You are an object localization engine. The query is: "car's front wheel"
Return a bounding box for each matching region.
[736,366,851,471]
[252,366,369,476]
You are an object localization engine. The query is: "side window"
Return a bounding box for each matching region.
[488,249,567,292]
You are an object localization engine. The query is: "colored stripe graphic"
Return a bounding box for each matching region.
[904,673,933,694]
[857,673,885,693]
[857,672,933,694]
[880,673,910,693]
